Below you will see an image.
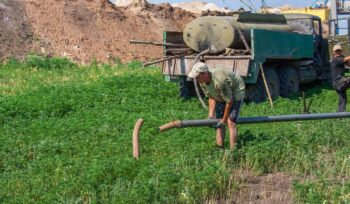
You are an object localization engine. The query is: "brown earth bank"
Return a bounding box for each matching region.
[210,172,294,204]
[0,0,196,64]
[231,172,293,204]
[0,0,42,61]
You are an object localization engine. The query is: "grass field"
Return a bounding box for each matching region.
[0,55,349,203]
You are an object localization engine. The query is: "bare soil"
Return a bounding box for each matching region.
[0,0,196,63]
[210,172,294,204]
[231,172,293,204]
[0,0,42,60]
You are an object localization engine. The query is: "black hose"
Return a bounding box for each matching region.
[159,112,350,132]
[193,49,210,110]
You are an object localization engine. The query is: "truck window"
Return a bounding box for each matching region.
[313,20,321,36]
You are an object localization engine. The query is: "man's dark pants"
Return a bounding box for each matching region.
[334,77,350,112]
[215,100,243,122]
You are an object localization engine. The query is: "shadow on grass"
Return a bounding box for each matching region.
[237,130,271,150]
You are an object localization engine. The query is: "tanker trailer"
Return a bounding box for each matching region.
[162,13,330,102]
[183,14,292,53]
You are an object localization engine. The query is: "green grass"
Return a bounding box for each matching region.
[0,56,349,203]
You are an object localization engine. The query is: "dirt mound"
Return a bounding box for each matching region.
[0,0,196,63]
[0,0,43,61]
[172,1,231,14]
[114,0,146,7]
[279,5,295,11]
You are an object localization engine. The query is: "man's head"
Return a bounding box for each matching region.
[188,62,211,83]
[333,44,343,55]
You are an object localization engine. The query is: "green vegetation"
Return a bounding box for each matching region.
[0,56,349,203]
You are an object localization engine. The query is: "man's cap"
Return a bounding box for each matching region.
[333,44,342,52]
[188,62,209,78]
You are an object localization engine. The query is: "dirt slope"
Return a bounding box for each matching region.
[0,0,42,60]
[172,1,231,13]
[0,0,195,63]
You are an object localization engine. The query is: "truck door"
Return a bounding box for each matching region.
[313,19,330,79]
[313,19,323,66]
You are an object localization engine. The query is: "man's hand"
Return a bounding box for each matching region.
[207,116,217,128]
[222,100,233,125]
[216,119,226,128]
[344,56,350,63]
[221,118,228,124]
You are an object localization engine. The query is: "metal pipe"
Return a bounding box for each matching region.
[143,56,180,67]
[129,40,186,47]
[143,54,190,67]
[236,112,350,124]
[159,112,350,132]
[330,0,338,36]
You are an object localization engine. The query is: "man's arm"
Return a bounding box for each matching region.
[221,99,233,124]
[218,83,234,123]
[344,56,350,62]
[208,97,216,118]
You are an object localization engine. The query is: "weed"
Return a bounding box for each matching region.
[0,58,349,203]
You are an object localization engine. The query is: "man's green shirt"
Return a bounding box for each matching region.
[200,69,245,102]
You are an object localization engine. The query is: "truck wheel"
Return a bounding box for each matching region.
[245,84,263,103]
[259,67,280,100]
[277,67,300,97]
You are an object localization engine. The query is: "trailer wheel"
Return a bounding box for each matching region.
[277,67,300,97]
[259,67,280,100]
[178,77,203,99]
[245,84,263,103]
[179,78,195,99]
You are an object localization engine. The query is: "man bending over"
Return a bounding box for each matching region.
[188,62,245,150]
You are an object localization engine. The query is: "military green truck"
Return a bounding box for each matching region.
[162,13,331,102]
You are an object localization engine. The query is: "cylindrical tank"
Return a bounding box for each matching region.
[183,13,293,53]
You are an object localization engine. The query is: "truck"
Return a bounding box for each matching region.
[161,13,332,102]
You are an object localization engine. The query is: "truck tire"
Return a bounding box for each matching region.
[245,84,263,103]
[259,67,280,100]
[277,67,300,97]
